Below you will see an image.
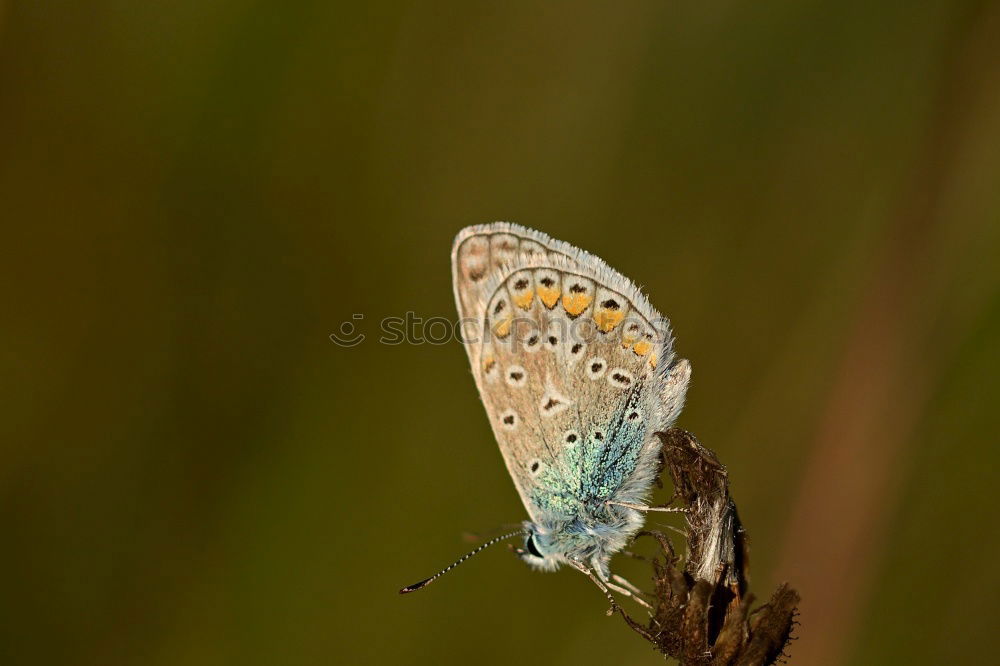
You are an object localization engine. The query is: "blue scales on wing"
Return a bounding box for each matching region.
[529,383,653,519]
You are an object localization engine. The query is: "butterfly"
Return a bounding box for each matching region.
[401,223,691,608]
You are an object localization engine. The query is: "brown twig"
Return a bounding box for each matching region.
[617,428,800,665]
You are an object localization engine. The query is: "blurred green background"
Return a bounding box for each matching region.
[2,1,999,664]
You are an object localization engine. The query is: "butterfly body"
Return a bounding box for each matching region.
[451,223,691,582]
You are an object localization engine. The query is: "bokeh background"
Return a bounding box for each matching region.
[3,1,999,664]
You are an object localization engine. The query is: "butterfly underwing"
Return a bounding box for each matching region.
[450,222,691,584]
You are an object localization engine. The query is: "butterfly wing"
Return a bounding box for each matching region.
[451,222,690,523]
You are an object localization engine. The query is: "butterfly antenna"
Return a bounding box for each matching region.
[399,529,523,594]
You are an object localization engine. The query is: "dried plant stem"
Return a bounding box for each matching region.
[616,429,799,665]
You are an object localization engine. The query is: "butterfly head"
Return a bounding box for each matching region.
[518,522,562,572]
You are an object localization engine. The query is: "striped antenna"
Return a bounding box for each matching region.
[399,529,523,594]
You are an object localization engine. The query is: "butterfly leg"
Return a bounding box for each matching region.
[610,573,646,598]
[606,500,689,513]
[566,559,619,616]
[604,570,653,611]
[605,579,653,611]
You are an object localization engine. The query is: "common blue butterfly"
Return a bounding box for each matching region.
[401,223,691,607]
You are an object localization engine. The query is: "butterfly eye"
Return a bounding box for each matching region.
[525,534,544,558]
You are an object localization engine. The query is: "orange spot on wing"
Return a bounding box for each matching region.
[593,309,625,333]
[562,293,593,317]
[633,340,652,356]
[512,290,534,309]
[493,317,512,338]
[537,286,560,309]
